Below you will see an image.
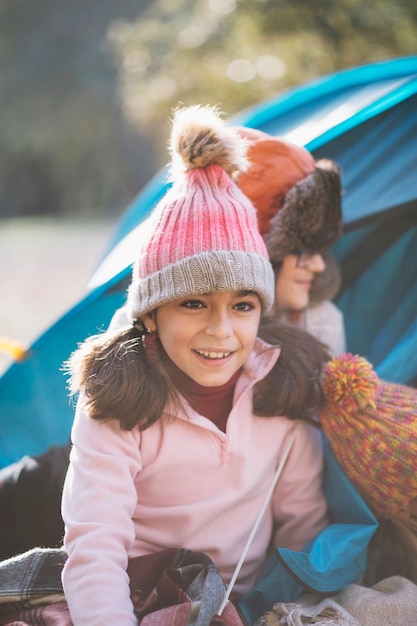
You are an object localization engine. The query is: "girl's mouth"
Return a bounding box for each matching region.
[194,349,232,360]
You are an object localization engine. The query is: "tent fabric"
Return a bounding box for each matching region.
[102,57,417,259]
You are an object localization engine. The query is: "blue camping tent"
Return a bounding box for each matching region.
[1,56,417,468]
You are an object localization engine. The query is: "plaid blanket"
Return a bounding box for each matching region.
[0,547,244,626]
[0,548,66,617]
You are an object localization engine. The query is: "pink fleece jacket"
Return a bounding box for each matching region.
[61,336,328,626]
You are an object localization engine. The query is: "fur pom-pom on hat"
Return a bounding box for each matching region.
[169,105,248,177]
[127,106,275,319]
[321,353,379,411]
[319,353,417,520]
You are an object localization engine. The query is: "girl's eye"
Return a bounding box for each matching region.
[234,301,256,312]
[181,299,205,309]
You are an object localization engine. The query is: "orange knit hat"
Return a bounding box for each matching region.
[236,127,316,236]
[236,127,342,260]
[318,353,417,520]
[236,127,343,304]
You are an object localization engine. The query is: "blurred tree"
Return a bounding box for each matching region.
[107,0,417,159]
[0,0,155,218]
[1,0,416,217]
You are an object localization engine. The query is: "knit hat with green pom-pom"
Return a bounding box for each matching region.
[318,353,417,520]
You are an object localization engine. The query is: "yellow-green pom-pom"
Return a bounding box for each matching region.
[322,353,379,412]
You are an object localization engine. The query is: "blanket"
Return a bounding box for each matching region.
[0,547,243,626]
[256,575,417,626]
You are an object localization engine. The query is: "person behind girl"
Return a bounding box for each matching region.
[236,127,346,358]
[61,105,329,626]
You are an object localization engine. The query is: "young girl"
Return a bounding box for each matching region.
[61,105,329,626]
[237,126,346,358]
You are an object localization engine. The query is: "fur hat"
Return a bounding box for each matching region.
[318,353,417,520]
[127,106,275,320]
[236,127,343,303]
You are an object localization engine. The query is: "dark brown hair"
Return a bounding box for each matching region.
[65,315,329,431]
[366,513,417,584]
[255,317,329,423]
[65,325,171,430]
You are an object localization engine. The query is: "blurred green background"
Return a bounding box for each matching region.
[2,0,417,220]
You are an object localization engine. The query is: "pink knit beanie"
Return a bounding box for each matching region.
[319,353,417,520]
[127,106,275,319]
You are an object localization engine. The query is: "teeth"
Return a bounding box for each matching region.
[196,349,231,359]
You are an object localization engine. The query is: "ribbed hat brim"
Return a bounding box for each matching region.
[128,250,275,318]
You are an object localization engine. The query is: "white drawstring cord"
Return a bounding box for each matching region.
[217,422,300,616]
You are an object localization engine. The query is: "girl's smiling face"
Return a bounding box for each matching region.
[143,290,262,387]
[274,253,326,312]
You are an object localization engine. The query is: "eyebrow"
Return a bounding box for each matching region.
[237,290,258,297]
[200,290,259,297]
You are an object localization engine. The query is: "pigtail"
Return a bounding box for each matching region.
[64,325,169,430]
[254,317,330,422]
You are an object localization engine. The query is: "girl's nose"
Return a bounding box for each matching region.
[205,309,233,338]
[306,253,326,273]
